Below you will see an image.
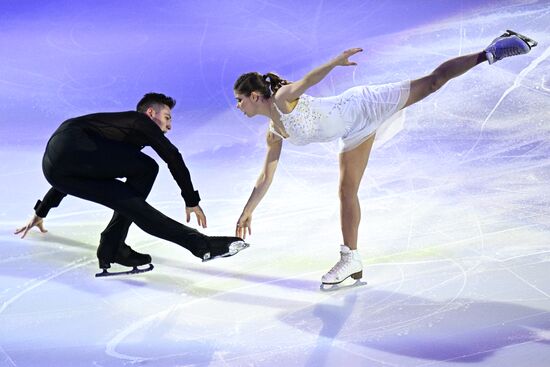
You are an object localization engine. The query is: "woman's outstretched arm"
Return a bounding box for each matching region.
[236,130,283,239]
[277,48,363,102]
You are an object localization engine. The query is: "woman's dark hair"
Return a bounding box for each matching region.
[136,92,176,113]
[233,72,290,98]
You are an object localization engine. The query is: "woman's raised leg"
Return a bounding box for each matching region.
[403,52,486,109]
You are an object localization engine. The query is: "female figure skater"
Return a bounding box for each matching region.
[233,30,537,286]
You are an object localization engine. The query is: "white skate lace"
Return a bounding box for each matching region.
[326,254,351,276]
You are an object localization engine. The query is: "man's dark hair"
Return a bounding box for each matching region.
[136,93,176,113]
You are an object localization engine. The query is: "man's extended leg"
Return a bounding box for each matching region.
[48,171,211,257]
[59,177,246,264]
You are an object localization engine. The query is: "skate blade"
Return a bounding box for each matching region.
[505,29,538,48]
[95,264,154,277]
[320,279,367,292]
[202,241,250,262]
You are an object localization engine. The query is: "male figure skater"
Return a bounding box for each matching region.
[15,93,248,276]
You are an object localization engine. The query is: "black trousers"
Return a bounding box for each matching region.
[42,128,209,261]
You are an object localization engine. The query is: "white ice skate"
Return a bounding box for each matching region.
[321,245,366,291]
[484,29,537,65]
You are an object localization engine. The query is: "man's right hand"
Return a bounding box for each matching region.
[186,205,207,228]
[14,214,48,239]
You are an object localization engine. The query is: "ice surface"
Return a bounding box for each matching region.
[1,1,549,366]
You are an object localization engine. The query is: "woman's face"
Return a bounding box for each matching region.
[234,91,257,117]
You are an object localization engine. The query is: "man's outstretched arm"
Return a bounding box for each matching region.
[137,116,206,227]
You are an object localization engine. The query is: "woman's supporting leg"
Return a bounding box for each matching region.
[338,134,376,250]
[321,135,376,285]
[403,52,486,109]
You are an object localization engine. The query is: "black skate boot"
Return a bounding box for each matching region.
[202,236,250,262]
[96,243,153,277]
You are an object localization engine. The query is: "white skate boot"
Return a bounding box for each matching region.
[321,245,363,287]
[484,29,537,65]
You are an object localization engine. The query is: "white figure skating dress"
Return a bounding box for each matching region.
[270,80,410,152]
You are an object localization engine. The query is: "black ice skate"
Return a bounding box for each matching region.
[202,236,250,262]
[96,243,154,277]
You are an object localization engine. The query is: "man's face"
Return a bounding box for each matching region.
[147,104,172,133]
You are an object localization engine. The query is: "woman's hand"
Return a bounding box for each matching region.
[333,48,363,66]
[14,214,47,239]
[235,212,252,239]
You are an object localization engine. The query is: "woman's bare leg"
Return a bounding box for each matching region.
[338,134,376,250]
[403,52,486,108]
[321,135,375,285]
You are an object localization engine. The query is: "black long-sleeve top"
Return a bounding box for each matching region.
[34,111,200,217]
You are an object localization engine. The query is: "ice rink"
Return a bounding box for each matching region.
[1,1,549,366]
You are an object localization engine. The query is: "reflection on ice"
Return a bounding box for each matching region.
[1,0,549,366]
